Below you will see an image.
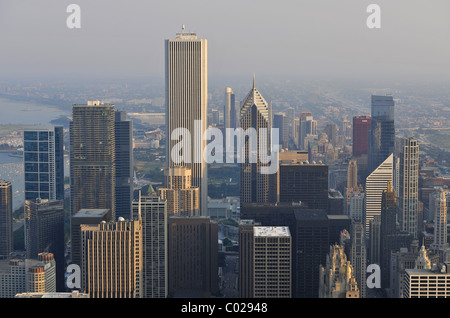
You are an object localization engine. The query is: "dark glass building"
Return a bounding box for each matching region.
[115,110,133,220]
[369,95,395,174]
[279,163,328,210]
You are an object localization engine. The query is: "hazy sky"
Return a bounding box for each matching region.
[1,0,449,82]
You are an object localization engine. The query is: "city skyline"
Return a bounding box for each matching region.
[0,0,450,303]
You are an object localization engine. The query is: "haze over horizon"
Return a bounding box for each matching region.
[1,0,449,84]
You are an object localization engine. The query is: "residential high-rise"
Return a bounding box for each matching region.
[132,194,168,298]
[70,101,116,219]
[239,76,277,205]
[369,95,395,174]
[115,110,133,220]
[319,244,360,298]
[0,252,56,298]
[157,166,199,216]
[279,162,328,210]
[364,153,393,238]
[165,29,208,216]
[350,221,367,298]
[24,199,65,291]
[398,138,419,239]
[80,219,143,298]
[0,180,13,259]
[23,126,64,201]
[352,115,371,157]
[167,216,218,297]
[253,226,292,298]
[224,87,236,130]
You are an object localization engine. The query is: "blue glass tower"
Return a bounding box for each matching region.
[23,126,64,201]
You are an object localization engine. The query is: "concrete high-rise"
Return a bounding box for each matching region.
[0,252,56,298]
[165,29,208,216]
[0,180,13,259]
[70,101,116,219]
[157,166,199,216]
[23,126,64,201]
[132,194,168,298]
[80,219,143,298]
[369,95,395,174]
[364,153,393,238]
[114,110,133,220]
[253,226,292,298]
[239,76,277,205]
[25,199,64,291]
[398,138,419,239]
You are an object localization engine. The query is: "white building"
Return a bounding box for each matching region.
[253,226,291,298]
[165,27,208,216]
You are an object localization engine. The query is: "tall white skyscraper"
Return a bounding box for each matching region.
[364,153,393,238]
[165,28,208,215]
[398,138,419,239]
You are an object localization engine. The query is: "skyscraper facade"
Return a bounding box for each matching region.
[24,198,65,291]
[352,115,371,157]
[23,126,64,201]
[253,226,292,298]
[70,101,116,219]
[369,95,395,174]
[398,138,419,239]
[350,221,367,298]
[167,216,218,297]
[279,162,328,210]
[165,29,208,216]
[114,110,133,220]
[224,87,236,130]
[364,153,393,238]
[80,219,143,298]
[0,180,13,259]
[132,194,168,298]
[239,77,277,205]
[157,166,199,216]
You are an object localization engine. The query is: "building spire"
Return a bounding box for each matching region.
[253,73,256,90]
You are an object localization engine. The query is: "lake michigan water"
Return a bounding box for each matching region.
[0,98,70,209]
[0,97,69,125]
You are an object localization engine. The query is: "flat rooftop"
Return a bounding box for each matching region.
[73,209,110,218]
[254,226,290,237]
